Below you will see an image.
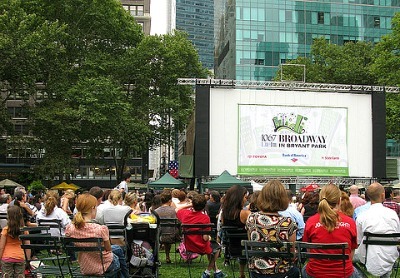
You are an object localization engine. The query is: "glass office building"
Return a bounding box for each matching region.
[176,0,214,69]
[215,0,400,81]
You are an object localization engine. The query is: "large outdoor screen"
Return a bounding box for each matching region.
[238,105,348,176]
[207,88,374,177]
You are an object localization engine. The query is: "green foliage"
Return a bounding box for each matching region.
[276,38,376,85]
[371,13,400,86]
[0,1,208,181]
[28,180,46,192]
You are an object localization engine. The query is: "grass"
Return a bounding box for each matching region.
[157,249,399,278]
[157,250,235,278]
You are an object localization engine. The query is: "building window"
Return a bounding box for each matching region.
[374,16,380,28]
[318,12,324,24]
[123,5,144,16]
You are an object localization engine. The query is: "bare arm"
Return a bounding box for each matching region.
[20,202,34,216]
[240,209,251,224]
[104,239,112,252]
[0,233,6,259]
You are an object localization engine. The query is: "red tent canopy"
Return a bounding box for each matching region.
[300,183,320,192]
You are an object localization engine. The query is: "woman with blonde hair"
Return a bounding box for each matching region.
[124,192,141,215]
[302,184,359,278]
[61,189,75,215]
[65,193,128,277]
[246,180,299,278]
[102,190,132,244]
[36,190,70,237]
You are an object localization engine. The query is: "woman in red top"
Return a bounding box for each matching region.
[302,184,360,278]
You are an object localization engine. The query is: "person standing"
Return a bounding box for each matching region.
[116,172,130,195]
[355,183,400,278]
[0,206,30,277]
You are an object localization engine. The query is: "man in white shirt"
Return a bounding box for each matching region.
[355,182,400,278]
[116,172,130,194]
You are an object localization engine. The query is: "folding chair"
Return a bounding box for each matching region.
[181,223,216,278]
[0,212,7,229]
[242,240,296,278]
[20,230,68,278]
[220,226,247,278]
[37,218,63,237]
[62,237,120,278]
[158,217,181,264]
[296,242,349,278]
[362,232,400,277]
[107,223,128,258]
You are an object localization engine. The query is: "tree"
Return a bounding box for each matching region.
[0,0,66,135]
[370,12,400,141]
[10,1,208,181]
[276,38,376,85]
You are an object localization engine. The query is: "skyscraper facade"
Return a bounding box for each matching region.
[215,0,400,81]
[176,0,215,69]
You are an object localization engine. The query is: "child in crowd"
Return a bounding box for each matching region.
[0,205,30,277]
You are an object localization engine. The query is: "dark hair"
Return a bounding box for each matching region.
[248,191,260,212]
[102,189,112,202]
[384,187,393,199]
[7,205,24,238]
[160,190,172,204]
[192,194,207,211]
[89,186,104,200]
[151,195,162,211]
[210,191,221,202]
[122,172,131,181]
[222,185,247,221]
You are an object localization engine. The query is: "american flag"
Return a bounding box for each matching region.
[168,160,179,178]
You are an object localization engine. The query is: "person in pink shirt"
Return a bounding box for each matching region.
[349,185,366,209]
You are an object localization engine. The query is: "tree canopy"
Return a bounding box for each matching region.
[0,0,208,182]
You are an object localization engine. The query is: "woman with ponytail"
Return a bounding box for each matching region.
[36,190,70,237]
[302,184,360,278]
[65,193,129,278]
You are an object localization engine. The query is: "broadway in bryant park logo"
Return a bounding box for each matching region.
[273,113,307,134]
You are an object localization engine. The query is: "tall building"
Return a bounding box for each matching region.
[122,0,151,34]
[214,0,400,81]
[176,0,215,70]
[150,0,176,35]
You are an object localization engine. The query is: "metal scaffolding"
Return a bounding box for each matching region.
[177,78,400,93]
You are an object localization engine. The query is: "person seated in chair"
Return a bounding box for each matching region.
[65,193,129,278]
[177,193,226,278]
[302,184,359,278]
[246,180,299,278]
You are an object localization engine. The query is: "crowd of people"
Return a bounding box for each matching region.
[0,174,398,278]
